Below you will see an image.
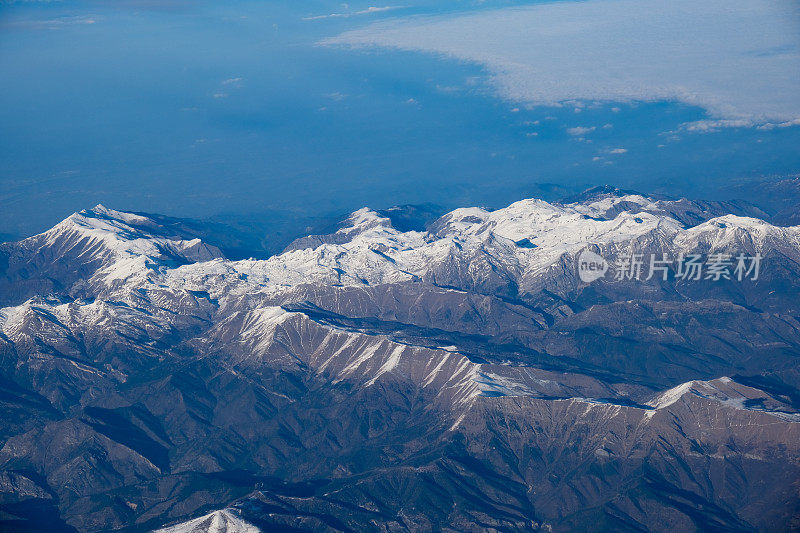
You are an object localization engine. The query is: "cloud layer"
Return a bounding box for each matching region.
[304,6,401,21]
[325,0,800,123]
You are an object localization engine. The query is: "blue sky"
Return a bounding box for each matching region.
[1,0,799,240]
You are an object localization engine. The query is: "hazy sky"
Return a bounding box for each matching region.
[1,0,799,240]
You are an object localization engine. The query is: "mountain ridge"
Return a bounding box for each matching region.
[1,189,799,531]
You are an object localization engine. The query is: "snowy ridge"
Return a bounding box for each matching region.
[13,204,223,292]
[195,305,748,416]
[162,194,800,307]
[47,205,220,263]
[193,304,641,410]
[4,193,800,418]
[646,377,800,421]
[476,376,800,425]
[155,509,260,533]
[197,306,493,408]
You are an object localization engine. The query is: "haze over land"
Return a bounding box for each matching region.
[1,0,799,243]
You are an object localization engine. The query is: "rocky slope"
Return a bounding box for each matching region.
[1,189,799,531]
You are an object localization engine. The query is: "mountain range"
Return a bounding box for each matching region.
[1,187,799,532]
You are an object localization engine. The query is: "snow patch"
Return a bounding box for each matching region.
[155,509,260,533]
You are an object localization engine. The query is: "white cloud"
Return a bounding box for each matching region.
[304,6,401,21]
[676,116,800,133]
[680,119,755,132]
[566,126,596,136]
[607,148,628,154]
[8,15,97,29]
[325,0,800,123]
[361,6,397,14]
[758,118,800,130]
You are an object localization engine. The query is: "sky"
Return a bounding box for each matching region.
[1,0,799,241]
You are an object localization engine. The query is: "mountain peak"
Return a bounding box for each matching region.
[560,185,648,204]
[342,207,395,234]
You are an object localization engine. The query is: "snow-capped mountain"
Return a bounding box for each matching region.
[1,189,799,531]
[155,509,259,533]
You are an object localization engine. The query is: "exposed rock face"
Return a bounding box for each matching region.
[1,190,799,531]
